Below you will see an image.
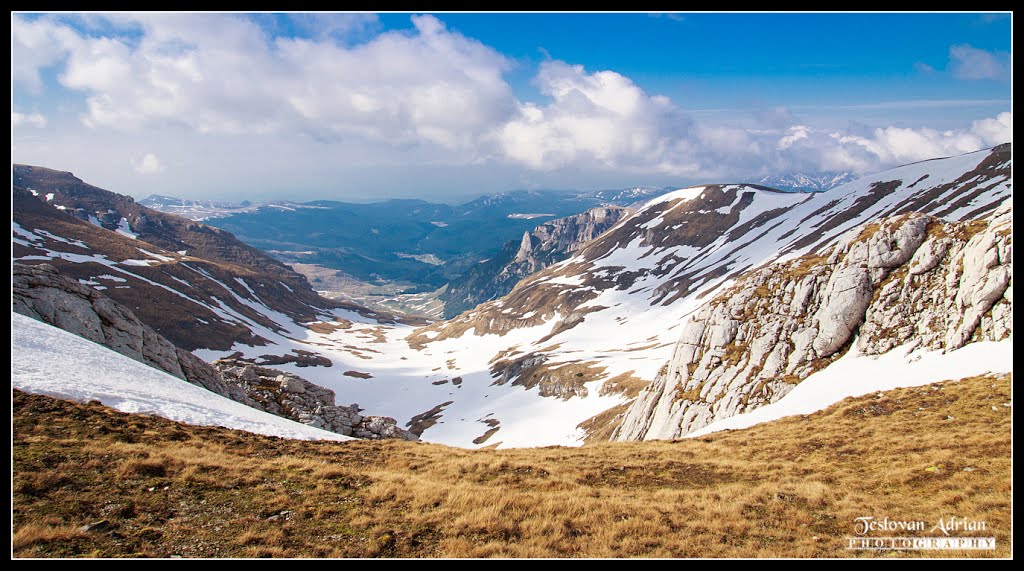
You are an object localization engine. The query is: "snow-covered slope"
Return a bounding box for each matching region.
[614,199,1013,441]
[179,145,1009,448]
[11,312,350,442]
[17,146,1007,449]
[12,164,369,352]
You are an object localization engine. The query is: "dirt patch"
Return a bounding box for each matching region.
[306,320,352,334]
[257,350,333,368]
[405,401,454,436]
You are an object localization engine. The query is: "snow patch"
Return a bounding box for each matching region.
[11,313,350,441]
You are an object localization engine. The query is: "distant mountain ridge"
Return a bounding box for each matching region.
[140,194,252,209]
[757,171,859,192]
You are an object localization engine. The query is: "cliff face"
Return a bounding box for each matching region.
[613,202,1012,441]
[405,145,1010,432]
[12,263,416,441]
[440,206,630,318]
[13,263,242,400]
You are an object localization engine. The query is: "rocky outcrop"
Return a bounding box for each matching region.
[614,202,1012,441]
[12,262,417,441]
[213,359,418,440]
[12,262,248,402]
[441,206,630,317]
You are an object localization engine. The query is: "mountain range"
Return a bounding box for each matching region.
[139,187,675,317]
[13,143,1010,449]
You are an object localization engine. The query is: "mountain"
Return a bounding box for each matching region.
[13,262,247,402]
[12,169,417,440]
[13,263,415,440]
[614,200,1013,440]
[184,187,676,315]
[757,171,859,192]
[13,145,1010,449]
[177,144,1009,448]
[440,206,631,318]
[12,164,399,351]
[138,194,262,220]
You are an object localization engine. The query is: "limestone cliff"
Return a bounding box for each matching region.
[613,202,1012,441]
[440,206,630,317]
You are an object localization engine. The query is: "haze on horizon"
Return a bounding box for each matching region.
[11,12,1012,203]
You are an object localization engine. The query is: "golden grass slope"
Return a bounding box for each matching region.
[13,373,1011,558]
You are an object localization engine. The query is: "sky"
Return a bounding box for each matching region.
[11,12,1013,203]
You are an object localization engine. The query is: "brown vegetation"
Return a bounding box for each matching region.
[13,373,1011,558]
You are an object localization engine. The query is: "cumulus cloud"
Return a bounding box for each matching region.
[948,44,1010,81]
[12,13,515,149]
[496,61,698,175]
[12,112,47,128]
[771,112,1013,174]
[132,153,165,174]
[10,15,75,91]
[10,14,1014,187]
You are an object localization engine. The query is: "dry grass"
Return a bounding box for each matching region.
[13,373,1011,558]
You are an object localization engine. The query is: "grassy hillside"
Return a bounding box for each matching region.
[13,373,1011,558]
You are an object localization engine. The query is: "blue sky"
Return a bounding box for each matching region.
[11,12,1012,202]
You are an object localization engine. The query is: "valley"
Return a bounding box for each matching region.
[11,11,1012,560]
[12,144,1012,450]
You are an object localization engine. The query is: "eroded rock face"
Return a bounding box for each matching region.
[614,204,1012,441]
[441,206,630,318]
[12,263,246,401]
[12,263,418,441]
[213,359,418,441]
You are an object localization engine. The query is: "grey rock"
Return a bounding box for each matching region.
[213,359,417,441]
[12,263,237,399]
[614,205,1012,442]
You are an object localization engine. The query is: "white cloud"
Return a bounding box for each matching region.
[12,112,47,128]
[132,153,165,174]
[969,112,1013,145]
[495,61,697,174]
[777,112,1012,174]
[12,14,515,149]
[948,44,1010,81]
[10,15,74,91]
[9,14,1014,191]
[777,125,810,150]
